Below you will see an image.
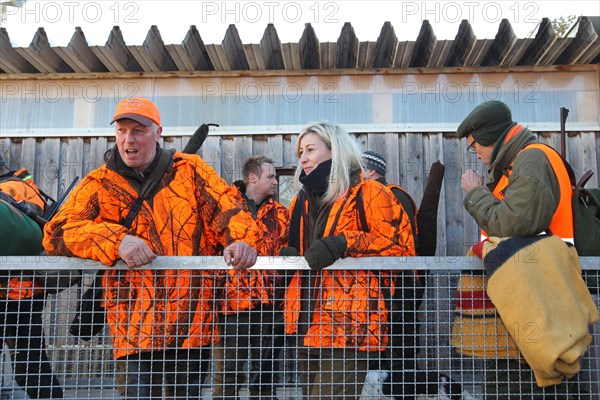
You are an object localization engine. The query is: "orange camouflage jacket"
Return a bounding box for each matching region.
[219,182,289,314]
[43,150,263,359]
[284,179,415,351]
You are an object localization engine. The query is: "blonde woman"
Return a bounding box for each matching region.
[281,122,415,399]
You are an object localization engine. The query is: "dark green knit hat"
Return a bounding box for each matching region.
[457,100,514,146]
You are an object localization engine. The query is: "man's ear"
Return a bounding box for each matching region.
[248,172,258,184]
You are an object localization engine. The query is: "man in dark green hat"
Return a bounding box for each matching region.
[454,100,587,399]
[457,100,572,238]
[458,99,515,187]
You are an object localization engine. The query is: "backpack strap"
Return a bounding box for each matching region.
[288,190,307,253]
[121,149,172,230]
[536,143,577,187]
[355,186,369,233]
[389,186,418,250]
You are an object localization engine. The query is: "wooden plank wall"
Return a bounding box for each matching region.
[2,131,598,387]
[1,131,599,256]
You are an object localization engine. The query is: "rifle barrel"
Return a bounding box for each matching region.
[560,107,569,158]
[0,191,48,227]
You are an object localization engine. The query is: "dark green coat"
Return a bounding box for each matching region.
[464,126,561,237]
[0,199,43,256]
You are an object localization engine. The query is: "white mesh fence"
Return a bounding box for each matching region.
[0,256,598,400]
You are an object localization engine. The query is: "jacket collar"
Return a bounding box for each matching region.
[105,144,164,190]
[487,125,536,189]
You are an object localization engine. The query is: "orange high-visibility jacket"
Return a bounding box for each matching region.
[219,184,289,314]
[283,179,415,351]
[485,143,574,241]
[43,151,263,359]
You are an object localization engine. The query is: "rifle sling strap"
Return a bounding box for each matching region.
[121,149,172,230]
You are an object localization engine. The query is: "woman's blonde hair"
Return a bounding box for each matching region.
[294,122,365,205]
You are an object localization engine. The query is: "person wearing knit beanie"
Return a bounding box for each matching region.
[362,151,387,178]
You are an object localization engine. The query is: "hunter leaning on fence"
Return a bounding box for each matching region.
[42,97,263,399]
[279,122,416,400]
[452,100,599,399]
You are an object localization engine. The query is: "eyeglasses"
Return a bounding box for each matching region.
[467,139,477,154]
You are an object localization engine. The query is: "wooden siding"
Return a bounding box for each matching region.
[1,131,598,256]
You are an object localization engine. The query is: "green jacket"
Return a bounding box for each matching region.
[464,125,561,237]
[0,199,43,256]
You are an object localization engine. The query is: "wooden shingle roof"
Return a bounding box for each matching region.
[1,17,598,75]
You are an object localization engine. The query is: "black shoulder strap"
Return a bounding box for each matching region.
[355,186,369,233]
[542,143,596,190]
[121,149,172,229]
[390,186,417,241]
[288,190,305,252]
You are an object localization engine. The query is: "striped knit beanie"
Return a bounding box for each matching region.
[363,151,387,177]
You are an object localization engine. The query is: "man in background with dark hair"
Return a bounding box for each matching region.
[213,155,289,400]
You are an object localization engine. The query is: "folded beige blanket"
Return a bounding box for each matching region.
[483,235,599,387]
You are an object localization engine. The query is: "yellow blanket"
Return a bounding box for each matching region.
[483,235,598,386]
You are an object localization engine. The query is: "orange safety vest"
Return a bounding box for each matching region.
[481,127,574,242]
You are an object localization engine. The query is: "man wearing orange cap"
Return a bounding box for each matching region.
[44,97,264,399]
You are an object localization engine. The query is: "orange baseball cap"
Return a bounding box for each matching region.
[111,97,161,126]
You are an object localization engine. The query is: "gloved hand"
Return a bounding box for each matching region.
[470,238,489,259]
[279,246,300,257]
[304,235,347,270]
